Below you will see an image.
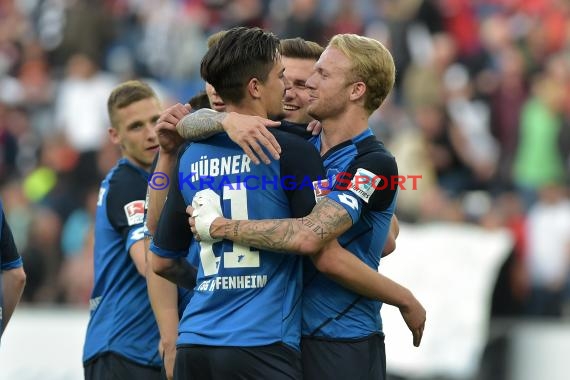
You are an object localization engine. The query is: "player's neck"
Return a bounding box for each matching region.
[319,110,369,155]
[123,155,152,173]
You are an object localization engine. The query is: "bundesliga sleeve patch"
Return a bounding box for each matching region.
[347,168,381,203]
[124,200,145,226]
[312,178,331,203]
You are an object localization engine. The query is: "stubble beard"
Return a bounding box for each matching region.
[307,104,321,122]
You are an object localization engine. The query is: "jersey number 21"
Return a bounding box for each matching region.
[198,185,260,276]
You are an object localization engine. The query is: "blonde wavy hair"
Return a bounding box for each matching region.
[328,34,395,114]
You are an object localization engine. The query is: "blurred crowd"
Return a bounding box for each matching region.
[0,0,569,319]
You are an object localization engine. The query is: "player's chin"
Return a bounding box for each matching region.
[270,108,286,121]
[283,109,295,120]
[143,151,157,163]
[307,104,319,119]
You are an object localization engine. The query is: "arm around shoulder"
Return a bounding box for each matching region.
[207,196,353,256]
[311,239,426,347]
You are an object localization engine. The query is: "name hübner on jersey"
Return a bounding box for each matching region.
[196,275,268,291]
[189,154,251,182]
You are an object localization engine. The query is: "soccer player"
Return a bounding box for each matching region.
[0,198,26,342]
[144,90,225,380]
[281,38,323,125]
[190,34,426,380]
[143,29,274,380]
[143,36,318,380]
[158,33,412,375]
[144,111,186,380]
[83,80,163,380]
[179,35,407,308]
[150,27,325,379]
[145,28,298,378]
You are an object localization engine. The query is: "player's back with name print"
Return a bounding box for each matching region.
[177,133,306,349]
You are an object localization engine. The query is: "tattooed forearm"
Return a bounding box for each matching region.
[300,217,328,240]
[213,198,353,255]
[177,109,227,141]
[218,220,298,253]
[309,198,353,239]
[232,221,240,238]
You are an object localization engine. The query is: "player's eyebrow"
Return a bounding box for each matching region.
[126,120,143,130]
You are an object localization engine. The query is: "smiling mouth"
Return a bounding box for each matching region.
[283,104,300,111]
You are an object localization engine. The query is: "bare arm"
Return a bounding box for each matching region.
[145,111,186,379]
[312,239,425,347]
[382,215,399,257]
[1,267,26,336]
[149,147,197,291]
[130,240,148,277]
[189,193,422,345]
[145,167,181,380]
[146,153,178,235]
[152,255,197,290]
[177,109,282,165]
[147,103,188,234]
[176,108,226,141]
[202,197,353,255]
[145,238,178,380]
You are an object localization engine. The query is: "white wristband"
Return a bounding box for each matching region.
[191,189,223,241]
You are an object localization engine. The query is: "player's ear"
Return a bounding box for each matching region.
[108,126,120,145]
[349,81,366,102]
[247,77,262,100]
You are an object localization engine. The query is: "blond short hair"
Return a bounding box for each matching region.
[107,80,157,128]
[328,34,395,114]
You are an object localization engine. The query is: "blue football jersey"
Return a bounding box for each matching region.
[0,199,23,338]
[83,158,161,367]
[302,129,398,339]
[152,129,324,351]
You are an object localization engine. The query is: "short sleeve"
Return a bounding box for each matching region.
[106,168,148,253]
[326,151,398,224]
